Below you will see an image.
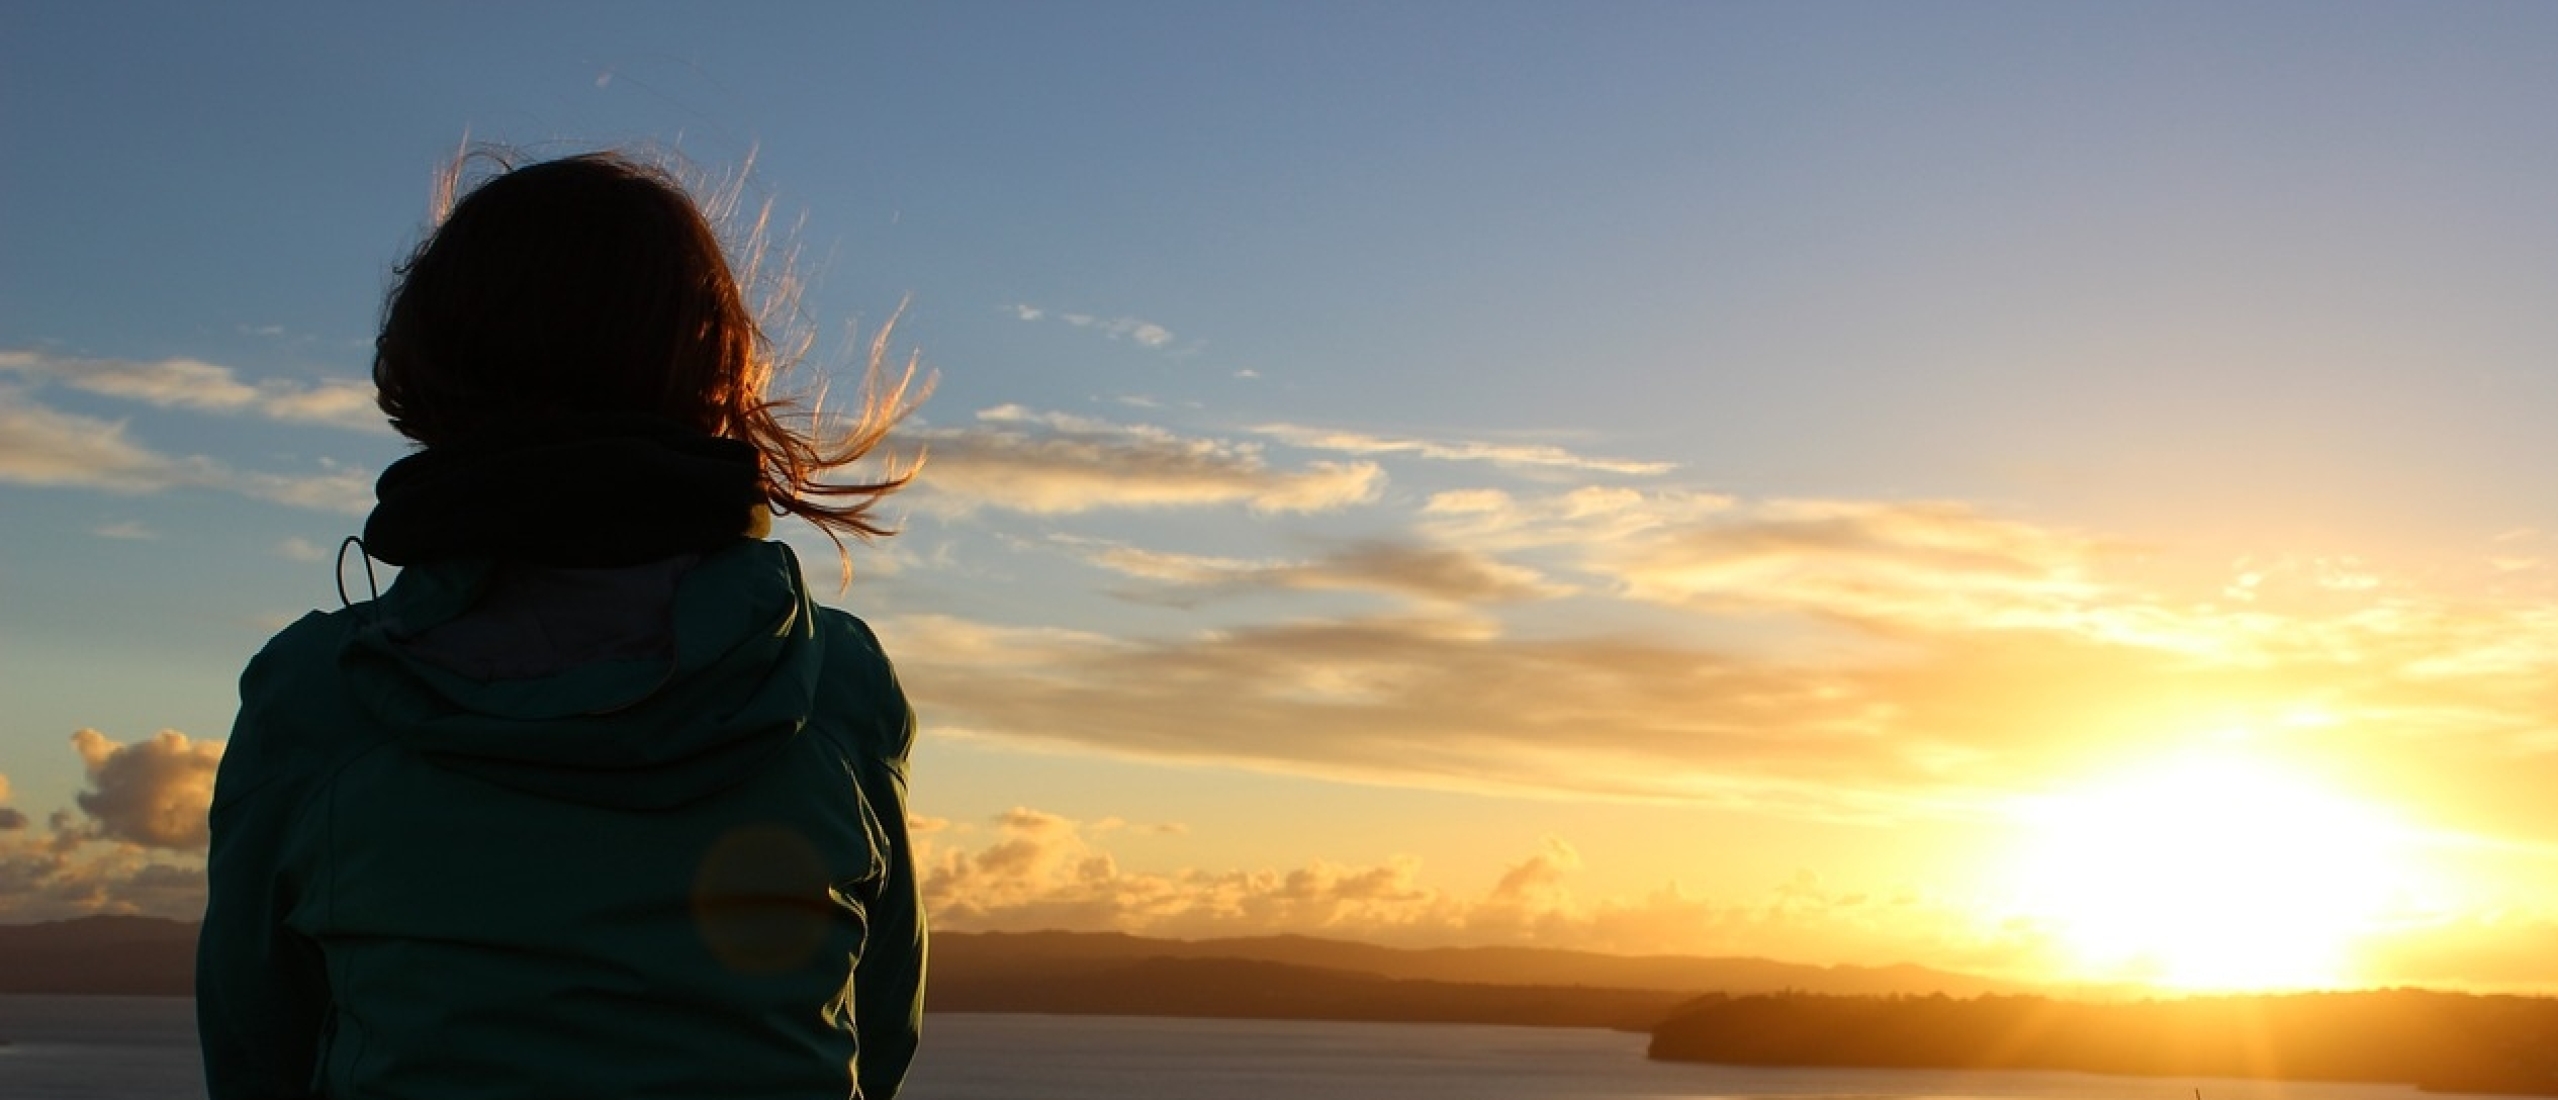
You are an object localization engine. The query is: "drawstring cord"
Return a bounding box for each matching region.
[335,535,380,609]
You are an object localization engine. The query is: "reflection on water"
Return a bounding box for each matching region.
[901,1013,2435,1100]
[0,997,2444,1100]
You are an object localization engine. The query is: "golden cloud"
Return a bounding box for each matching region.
[70,729,224,852]
[888,516,2558,845]
[0,730,224,920]
[913,807,2059,971]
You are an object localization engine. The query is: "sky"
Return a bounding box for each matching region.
[9,1,2558,993]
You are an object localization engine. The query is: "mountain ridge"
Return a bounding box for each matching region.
[930,927,2031,998]
[1,916,2025,1003]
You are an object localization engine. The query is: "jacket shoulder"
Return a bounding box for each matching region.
[811,607,915,767]
[215,606,386,812]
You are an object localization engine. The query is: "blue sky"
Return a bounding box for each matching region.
[11,2,2558,989]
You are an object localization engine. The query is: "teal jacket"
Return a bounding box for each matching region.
[198,540,925,1099]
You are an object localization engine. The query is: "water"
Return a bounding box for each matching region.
[0,996,205,1100]
[902,1015,2434,1100]
[0,996,2439,1100]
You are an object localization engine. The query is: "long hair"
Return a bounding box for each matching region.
[373,149,925,578]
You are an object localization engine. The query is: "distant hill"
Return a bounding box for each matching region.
[930,954,1693,1030]
[0,915,197,995]
[25,916,2554,1092]
[1650,989,2558,1096]
[2,917,2021,1028]
[931,929,2030,999]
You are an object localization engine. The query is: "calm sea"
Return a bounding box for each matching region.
[0,995,2438,1100]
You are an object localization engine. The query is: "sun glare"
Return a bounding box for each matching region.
[2007,748,2411,991]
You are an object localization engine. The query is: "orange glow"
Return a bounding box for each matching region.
[2005,746,2416,991]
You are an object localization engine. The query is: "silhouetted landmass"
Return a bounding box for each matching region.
[931,954,1693,1030]
[0,918,2029,1005]
[932,929,2031,998]
[22,916,2558,1093]
[1650,990,2558,1096]
[0,915,197,995]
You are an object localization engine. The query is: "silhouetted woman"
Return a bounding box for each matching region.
[198,151,927,1099]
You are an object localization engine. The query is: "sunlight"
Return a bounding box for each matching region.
[2006,745,2413,990]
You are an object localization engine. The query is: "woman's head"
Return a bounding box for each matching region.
[375,150,923,565]
[375,153,756,444]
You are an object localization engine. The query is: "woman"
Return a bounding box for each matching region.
[197,152,927,1099]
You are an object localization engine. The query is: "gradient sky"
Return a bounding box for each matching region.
[10,2,2558,991]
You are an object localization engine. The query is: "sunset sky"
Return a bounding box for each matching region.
[10,2,2558,993]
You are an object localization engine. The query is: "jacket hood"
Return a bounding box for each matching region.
[341,539,821,810]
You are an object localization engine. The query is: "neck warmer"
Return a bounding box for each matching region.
[364,415,768,567]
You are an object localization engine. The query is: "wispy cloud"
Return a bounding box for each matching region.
[890,608,1945,814]
[0,391,372,513]
[0,392,214,492]
[91,520,156,541]
[1007,304,1177,349]
[1419,486,1735,550]
[912,405,1382,515]
[1253,423,1675,476]
[1414,488,2137,638]
[232,463,375,515]
[0,348,385,433]
[1602,498,2115,633]
[1072,537,1568,606]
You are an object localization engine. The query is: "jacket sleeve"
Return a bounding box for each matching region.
[850,692,926,1100]
[198,646,334,1099]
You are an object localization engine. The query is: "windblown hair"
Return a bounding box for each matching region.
[373,149,925,575]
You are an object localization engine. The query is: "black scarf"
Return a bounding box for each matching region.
[364,415,766,567]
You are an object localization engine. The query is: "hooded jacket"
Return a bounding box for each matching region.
[197,538,924,1099]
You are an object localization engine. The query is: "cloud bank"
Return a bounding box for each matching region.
[884,466,2558,867]
[0,730,224,920]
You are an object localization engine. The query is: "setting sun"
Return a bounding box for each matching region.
[2007,748,2416,991]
